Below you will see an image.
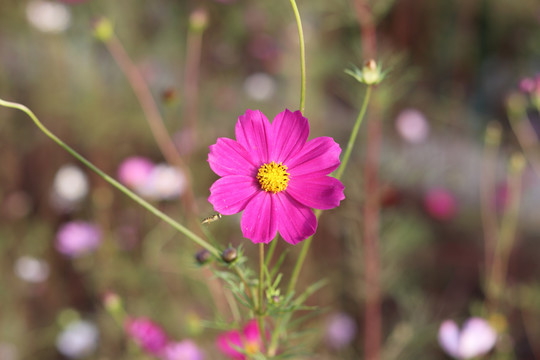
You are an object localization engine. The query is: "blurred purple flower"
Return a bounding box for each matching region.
[395,108,430,144]
[325,312,357,350]
[423,188,457,220]
[56,221,102,257]
[125,318,169,356]
[162,340,205,360]
[216,319,263,360]
[117,156,155,190]
[438,318,497,359]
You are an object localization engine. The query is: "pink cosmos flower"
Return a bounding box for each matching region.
[423,187,457,220]
[125,318,169,356]
[208,109,345,244]
[216,320,263,360]
[117,156,155,190]
[162,340,205,360]
[55,221,102,257]
[438,318,497,359]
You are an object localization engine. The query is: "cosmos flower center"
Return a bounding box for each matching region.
[244,340,260,355]
[256,161,289,193]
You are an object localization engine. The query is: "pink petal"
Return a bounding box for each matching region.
[274,193,316,245]
[216,330,245,360]
[459,318,497,359]
[241,191,277,243]
[208,138,257,177]
[286,137,341,177]
[270,110,309,163]
[209,176,259,215]
[438,320,460,359]
[242,320,260,344]
[235,110,272,164]
[287,176,345,210]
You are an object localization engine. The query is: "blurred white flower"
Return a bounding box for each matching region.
[395,108,430,144]
[56,320,99,359]
[243,73,276,101]
[26,0,71,33]
[325,312,357,350]
[14,256,50,283]
[139,164,187,200]
[438,318,497,359]
[0,343,18,360]
[51,164,89,210]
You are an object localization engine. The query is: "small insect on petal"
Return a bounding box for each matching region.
[201,213,222,224]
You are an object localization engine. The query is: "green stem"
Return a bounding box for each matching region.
[335,85,372,180]
[0,98,220,258]
[289,0,306,113]
[270,85,373,355]
[258,243,267,349]
[264,234,278,267]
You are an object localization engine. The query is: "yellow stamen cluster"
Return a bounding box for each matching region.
[245,341,260,355]
[257,161,290,193]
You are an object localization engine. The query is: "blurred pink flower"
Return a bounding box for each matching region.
[395,108,430,144]
[423,188,457,220]
[519,77,536,93]
[56,221,102,257]
[117,156,155,190]
[438,318,497,359]
[208,109,345,244]
[162,340,204,360]
[125,318,169,356]
[216,320,263,360]
[325,312,357,350]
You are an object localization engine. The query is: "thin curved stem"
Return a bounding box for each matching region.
[0,98,219,257]
[289,0,306,113]
[335,85,372,180]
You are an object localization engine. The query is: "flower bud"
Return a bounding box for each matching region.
[189,8,208,33]
[221,247,237,263]
[92,17,113,42]
[195,249,211,265]
[345,59,387,86]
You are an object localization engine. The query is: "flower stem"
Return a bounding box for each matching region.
[0,98,220,258]
[258,243,267,349]
[104,33,199,215]
[289,0,306,113]
[287,85,372,294]
[335,85,372,180]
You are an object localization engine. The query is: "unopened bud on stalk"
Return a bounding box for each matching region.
[103,292,122,313]
[506,92,527,118]
[195,249,211,265]
[484,122,502,146]
[345,59,387,85]
[509,153,526,174]
[221,247,237,263]
[92,17,113,42]
[189,8,208,33]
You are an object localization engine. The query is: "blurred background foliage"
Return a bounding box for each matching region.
[1,0,540,359]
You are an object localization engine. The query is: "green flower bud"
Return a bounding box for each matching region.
[221,247,237,263]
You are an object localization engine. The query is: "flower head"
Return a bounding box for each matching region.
[125,318,169,356]
[216,320,263,360]
[438,318,497,359]
[56,320,99,359]
[56,221,102,258]
[423,187,457,220]
[118,156,155,190]
[208,109,345,244]
[162,340,205,360]
[325,312,357,350]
